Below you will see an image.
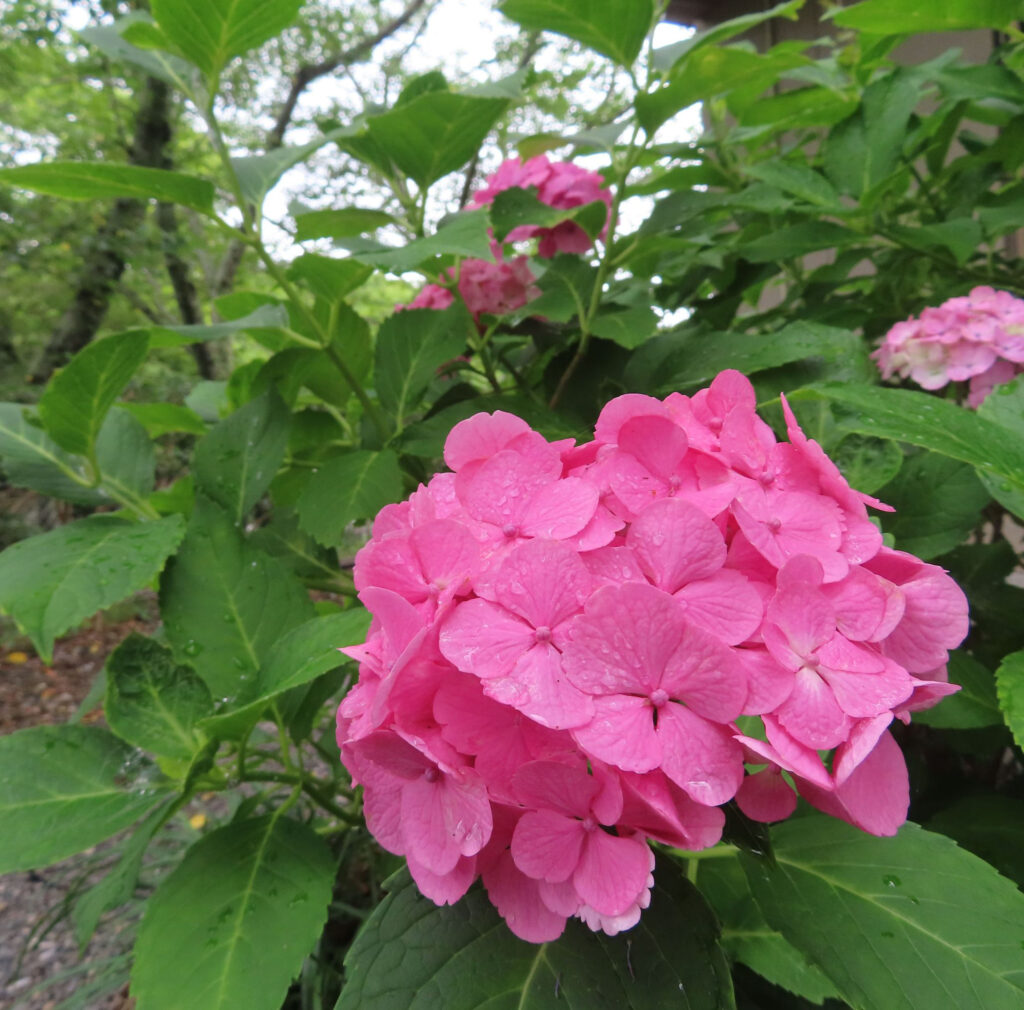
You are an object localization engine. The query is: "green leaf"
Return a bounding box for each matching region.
[286,254,373,303]
[352,210,493,271]
[698,854,840,1006]
[0,514,185,662]
[366,91,508,187]
[915,651,1002,730]
[0,163,215,214]
[879,453,991,560]
[489,188,607,243]
[742,817,1024,1010]
[798,382,1024,505]
[832,0,1021,32]
[889,219,983,267]
[978,375,1024,518]
[132,814,335,1010]
[233,129,352,206]
[338,857,734,1009]
[39,329,149,457]
[926,795,1024,888]
[527,255,597,323]
[297,450,403,548]
[105,633,213,759]
[743,221,859,263]
[652,0,804,70]
[831,433,903,496]
[159,496,313,699]
[96,407,158,503]
[150,0,303,78]
[118,402,207,437]
[294,207,396,241]
[996,648,1024,749]
[637,44,811,134]
[499,0,653,66]
[0,725,165,873]
[199,609,369,739]
[823,73,919,200]
[375,304,470,427]
[650,322,865,393]
[589,305,660,349]
[79,11,198,92]
[146,304,291,348]
[744,161,842,209]
[193,390,290,523]
[0,402,103,505]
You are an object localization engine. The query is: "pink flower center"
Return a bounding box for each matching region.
[423,767,439,783]
[804,652,821,669]
[581,815,597,833]
[767,517,782,532]
[649,688,669,708]
[534,625,552,644]
[501,523,519,539]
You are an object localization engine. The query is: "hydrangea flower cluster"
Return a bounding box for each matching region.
[336,370,968,943]
[400,156,612,318]
[873,286,1024,406]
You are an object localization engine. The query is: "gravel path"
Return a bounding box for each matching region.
[1,601,160,1010]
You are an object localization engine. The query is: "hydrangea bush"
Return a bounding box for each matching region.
[2,1,1024,1009]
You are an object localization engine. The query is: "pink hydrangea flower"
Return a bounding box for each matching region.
[399,252,539,321]
[337,369,968,943]
[470,154,612,257]
[873,286,1024,406]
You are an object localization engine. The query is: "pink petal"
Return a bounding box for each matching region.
[439,598,533,679]
[882,572,970,673]
[574,830,654,917]
[677,570,764,646]
[408,853,477,905]
[594,393,668,445]
[618,415,688,481]
[410,518,480,592]
[735,766,797,823]
[482,852,568,942]
[488,538,592,629]
[822,653,913,720]
[571,694,660,773]
[619,770,726,850]
[401,771,492,874]
[581,545,647,588]
[662,622,747,723]
[562,582,687,696]
[823,567,890,641]
[521,477,599,539]
[627,497,726,592]
[656,703,745,806]
[458,448,554,527]
[486,643,595,730]
[734,648,795,715]
[829,730,909,837]
[511,759,595,819]
[774,667,851,750]
[510,809,583,882]
[444,410,532,471]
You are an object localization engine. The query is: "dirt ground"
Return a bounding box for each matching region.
[1,597,160,1010]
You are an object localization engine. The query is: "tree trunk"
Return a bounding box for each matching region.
[28,77,172,383]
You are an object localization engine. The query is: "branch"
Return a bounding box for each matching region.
[267,0,430,150]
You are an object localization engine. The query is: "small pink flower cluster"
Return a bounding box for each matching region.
[469,154,613,258]
[336,370,967,942]
[873,286,1024,406]
[400,156,611,319]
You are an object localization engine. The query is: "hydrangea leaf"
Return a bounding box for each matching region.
[296,450,403,548]
[131,815,335,1010]
[0,514,185,662]
[698,854,840,1005]
[995,648,1024,749]
[38,329,149,458]
[105,633,214,759]
[159,496,313,699]
[500,0,653,67]
[337,858,734,1009]
[0,726,166,873]
[193,389,290,524]
[742,817,1024,1010]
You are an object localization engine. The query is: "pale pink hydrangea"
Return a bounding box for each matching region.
[336,370,968,943]
[400,252,539,320]
[873,286,1024,406]
[469,154,613,257]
